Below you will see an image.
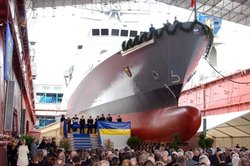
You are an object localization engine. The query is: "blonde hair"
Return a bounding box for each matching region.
[122,159,130,166]
[20,138,26,145]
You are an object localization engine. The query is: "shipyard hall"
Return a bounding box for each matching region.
[0,0,250,165]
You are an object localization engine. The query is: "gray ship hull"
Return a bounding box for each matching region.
[66,21,213,141]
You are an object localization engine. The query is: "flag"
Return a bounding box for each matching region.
[98,121,131,149]
[191,0,195,8]
[63,120,68,138]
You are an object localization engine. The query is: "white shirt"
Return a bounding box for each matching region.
[17,145,29,166]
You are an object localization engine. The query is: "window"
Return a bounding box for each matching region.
[57,94,63,103]
[130,30,137,37]
[36,93,63,103]
[121,30,128,36]
[39,117,56,127]
[53,86,62,90]
[111,29,119,36]
[43,86,50,90]
[101,29,109,35]
[46,93,57,103]
[13,109,18,134]
[92,29,100,36]
[36,93,46,103]
[20,109,25,134]
[26,121,29,133]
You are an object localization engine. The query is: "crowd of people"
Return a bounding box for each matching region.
[7,114,249,166]
[7,137,250,166]
[60,114,123,134]
[8,136,57,166]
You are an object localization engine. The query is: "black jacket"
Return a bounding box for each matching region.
[87,118,93,125]
[80,118,85,126]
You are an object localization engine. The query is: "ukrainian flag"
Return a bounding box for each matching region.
[98,121,131,149]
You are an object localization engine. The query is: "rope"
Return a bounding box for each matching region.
[204,58,250,84]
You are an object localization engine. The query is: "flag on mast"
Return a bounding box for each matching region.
[191,0,195,8]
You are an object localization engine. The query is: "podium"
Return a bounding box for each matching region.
[62,121,131,150]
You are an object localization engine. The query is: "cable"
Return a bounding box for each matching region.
[188,10,194,21]
[204,58,250,84]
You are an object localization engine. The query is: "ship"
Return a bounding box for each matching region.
[62,9,214,142]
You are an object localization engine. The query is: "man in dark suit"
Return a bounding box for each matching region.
[60,114,65,123]
[117,114,122,122]
[94,115,99,133]
[149,24,156,32]
[87,116,93,134]
[79,115,85,134]
[106,114,112,122]
[99,114,105,121]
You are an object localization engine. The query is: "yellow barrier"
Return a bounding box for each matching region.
[38,122,62,142]
[38,122,98,143]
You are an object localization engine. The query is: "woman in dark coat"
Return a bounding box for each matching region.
[8,139,18,166]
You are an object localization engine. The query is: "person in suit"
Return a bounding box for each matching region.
[106,114,112,122]
[87,116,94,134]
[79,115,85,134]
[60,114,65,123]
[117,114,122,122]
[7,139,18,166]
[94,115,100,133]
[99,114,105,121]
[149,24,156,32]
[38,137,49,150]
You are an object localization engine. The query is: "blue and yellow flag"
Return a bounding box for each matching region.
[98,121,131,149]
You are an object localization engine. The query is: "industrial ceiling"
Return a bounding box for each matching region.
[26,0,250,26]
